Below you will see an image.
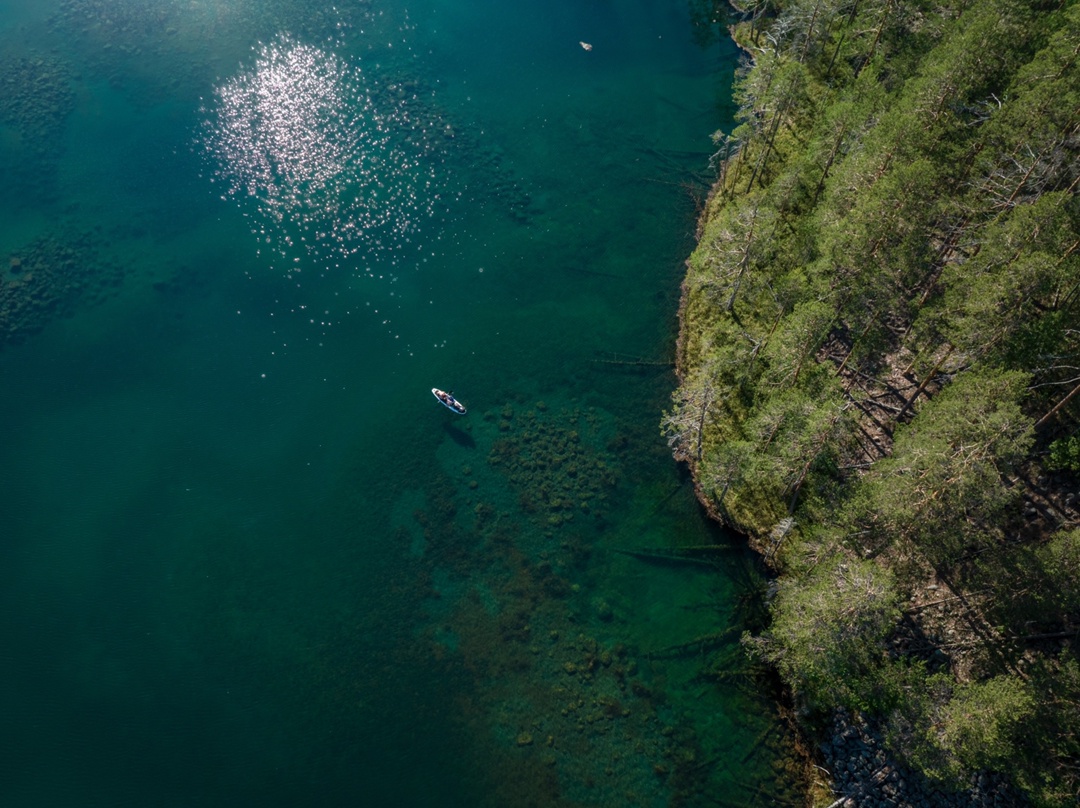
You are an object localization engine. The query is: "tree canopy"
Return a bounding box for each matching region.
[671,0,1080,802]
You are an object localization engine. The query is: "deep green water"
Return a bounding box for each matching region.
[0,1,798,805]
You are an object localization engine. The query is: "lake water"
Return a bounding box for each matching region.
[0,1,798,805]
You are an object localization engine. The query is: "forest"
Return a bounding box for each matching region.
[669,0,1080,803]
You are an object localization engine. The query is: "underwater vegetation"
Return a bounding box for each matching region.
[2,232,125,347]
[486,403,618,533]
[399,396,804,806]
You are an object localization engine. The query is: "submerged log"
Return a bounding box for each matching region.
[646,628,740,660]
[590,351,673,367]
[740,724,776,765]
[613,545,738,568]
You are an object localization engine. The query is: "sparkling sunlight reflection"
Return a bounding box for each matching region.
[200,34,447,266]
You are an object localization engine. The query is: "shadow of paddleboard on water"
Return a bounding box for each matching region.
[442,422,476,449]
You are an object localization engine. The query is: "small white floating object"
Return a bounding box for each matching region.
[579,41,593,51]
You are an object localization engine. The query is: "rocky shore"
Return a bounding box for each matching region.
[818,710,1028,807]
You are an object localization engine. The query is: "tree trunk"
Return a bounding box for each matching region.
[1035,378,1080,430]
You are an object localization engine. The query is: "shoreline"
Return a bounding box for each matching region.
[673,164,1034,808]
[670,6,1079,806]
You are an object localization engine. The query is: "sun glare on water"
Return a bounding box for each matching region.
[199,33,455,352]
[202,34,447,261]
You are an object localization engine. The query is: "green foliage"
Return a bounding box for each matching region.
[849,369,1034,564]
[1034,528,1080,618]
[974,526,1080,644]
[921,193,1079,363]
[747,554,900,710]
[894,674,1036,786]
[673,2,1080,798]
[1022,654,1080,806]
[760,299,834,389]
[1047,434,1080,472]
[941,676,1036,772]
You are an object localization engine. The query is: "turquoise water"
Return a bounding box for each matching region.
[0,1,797,805]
